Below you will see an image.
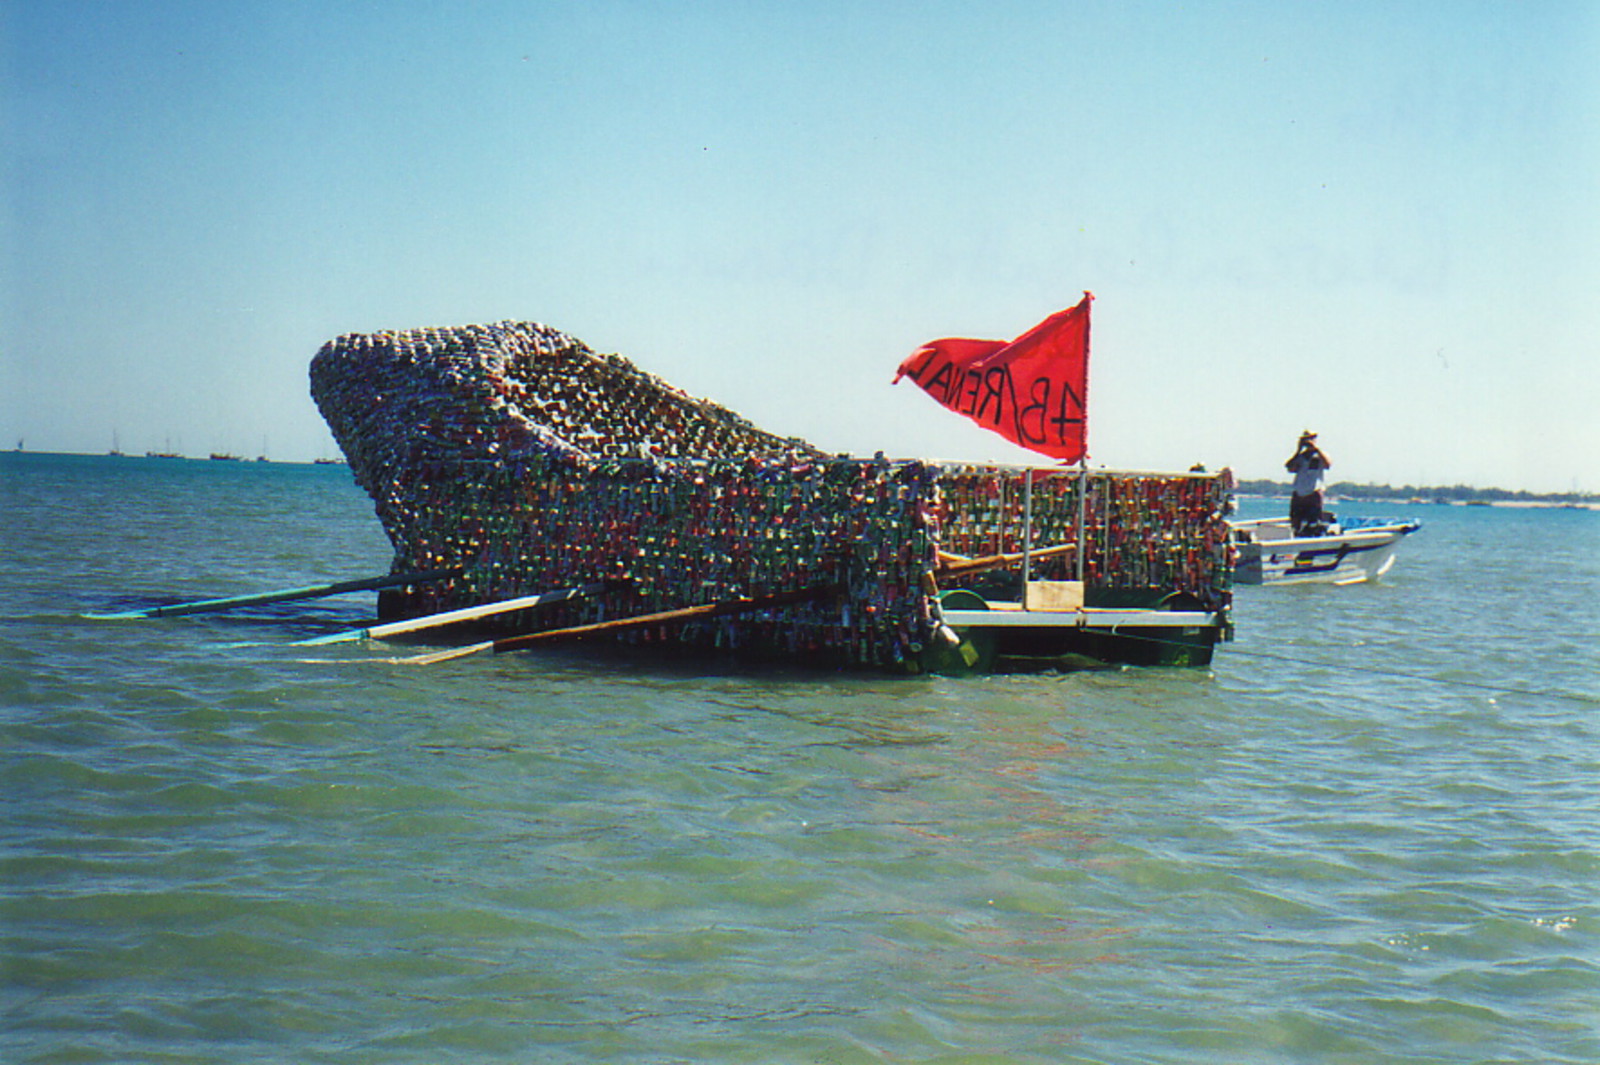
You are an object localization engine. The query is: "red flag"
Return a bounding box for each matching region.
[893,293,1092,462]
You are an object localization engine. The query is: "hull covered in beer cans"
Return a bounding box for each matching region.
[310,320,1234,671]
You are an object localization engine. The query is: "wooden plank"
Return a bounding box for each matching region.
[85,568,462,620]
[291,582,609,646]
[492,586,835,653]
[393,639,499,666]
[936,542,1076,579]
[393,585,836,665]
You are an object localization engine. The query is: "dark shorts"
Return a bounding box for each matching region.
[1290,492,1324,533]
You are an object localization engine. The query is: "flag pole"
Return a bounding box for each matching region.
[1075,311,1091,583]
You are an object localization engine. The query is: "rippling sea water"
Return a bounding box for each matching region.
[3,452,1597,1064]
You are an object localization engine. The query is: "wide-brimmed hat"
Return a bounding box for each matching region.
[1300,430,1318,441]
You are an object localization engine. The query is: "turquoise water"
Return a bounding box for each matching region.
[3,452,1597,1063]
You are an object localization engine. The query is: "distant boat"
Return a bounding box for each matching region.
[312,457,343,465]
[1230,516,1422,586]
[209,453,242,462]
[110,431,125,457]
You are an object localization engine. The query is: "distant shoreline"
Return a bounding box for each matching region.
[5,450,1592,505]
[1235,492,1599,511]
[1234,478,1597,508]
[3,448,345,468]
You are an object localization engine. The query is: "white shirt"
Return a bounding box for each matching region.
[1288,453,1327,496]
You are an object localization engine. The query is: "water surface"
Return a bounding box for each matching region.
[3,454,1596,1063]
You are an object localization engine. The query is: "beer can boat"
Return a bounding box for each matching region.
[310,320,1235,672]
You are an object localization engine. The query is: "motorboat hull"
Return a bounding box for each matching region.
[1230,518,1421,586]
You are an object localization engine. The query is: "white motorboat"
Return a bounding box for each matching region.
[1229,516,1422,586]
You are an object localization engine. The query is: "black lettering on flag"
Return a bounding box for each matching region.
[900,348,939,385]
[1050,377,1085,441]
[959,368,983,417]
[974,367,1008,426]
[923,360,955,405]
[1017,376,1050,445]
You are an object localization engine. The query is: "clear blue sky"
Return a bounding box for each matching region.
[4,1,1595,492]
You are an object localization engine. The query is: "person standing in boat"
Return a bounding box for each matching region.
[1285,431,1331,534]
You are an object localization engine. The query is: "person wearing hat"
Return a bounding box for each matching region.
[1285,431,1332,535]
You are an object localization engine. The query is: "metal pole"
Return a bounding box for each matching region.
[1022,468,1034,610]
[1075,459,1089,584]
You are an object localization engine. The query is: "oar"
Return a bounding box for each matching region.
[936,542,1076,579]
[394,585,836,665]
[84,568,463,620]
[290,582,608,646]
